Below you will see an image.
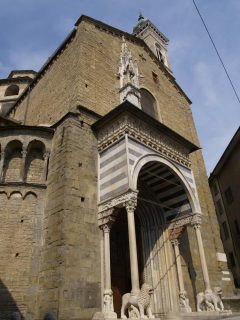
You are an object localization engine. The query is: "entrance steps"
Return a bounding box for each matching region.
[162,310,237,320]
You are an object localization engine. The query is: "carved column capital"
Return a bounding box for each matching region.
[21,149,27,158]
[98,208,117,228]
[171,238,180,246]
[123,192,138,213]
[191,213,202,230]
[124,198,137,213]
[43,151,50,160]
[100,223,111,233]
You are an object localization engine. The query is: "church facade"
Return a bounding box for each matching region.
[0,15,235,320]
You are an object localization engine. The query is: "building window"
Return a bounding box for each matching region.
[213,182,218,195]
[228,252,236,267]
[5,84,19,96]
[155,43,164,63]
[225,187,234,205]
[222,221,229,240]
[140,88,157,119]
[152,71,159,84]
[216,199,223,215]
[234,220,240,235]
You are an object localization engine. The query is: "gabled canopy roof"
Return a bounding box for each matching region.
[92,100,199,153]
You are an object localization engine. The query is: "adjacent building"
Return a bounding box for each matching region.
[209,127,240,288]
[0,70,36,117]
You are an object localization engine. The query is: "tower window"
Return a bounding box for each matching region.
[5,84,19,96]
[155,43,164,63]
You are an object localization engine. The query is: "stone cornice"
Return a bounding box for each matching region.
[0,77,33,84]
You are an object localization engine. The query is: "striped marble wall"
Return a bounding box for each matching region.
[99,135,197,216]
[99,138,129,202]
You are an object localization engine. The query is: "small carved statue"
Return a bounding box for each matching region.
[197,287,224,312]
[103,289,114,313]
[179,290,192,313]
[121,283,155,319]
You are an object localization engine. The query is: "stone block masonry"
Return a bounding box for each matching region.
[36,114,101,320]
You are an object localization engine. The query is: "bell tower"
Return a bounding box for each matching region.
[133,14,172,73]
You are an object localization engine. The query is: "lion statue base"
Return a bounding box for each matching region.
[121,283,155,319]
[197,287,224,312]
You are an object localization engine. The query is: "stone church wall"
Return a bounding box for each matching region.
[0,188,46,319]
[37,115,101,320]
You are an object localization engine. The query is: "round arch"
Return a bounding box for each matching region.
[5,85,19,96]
[131,153,201,213]
[25,140,45,183]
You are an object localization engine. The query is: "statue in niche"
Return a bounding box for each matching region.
[121,283,155,319]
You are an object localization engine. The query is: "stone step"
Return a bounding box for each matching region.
[162,310,238,320]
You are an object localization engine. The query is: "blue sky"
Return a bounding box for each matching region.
[0,0,239,175]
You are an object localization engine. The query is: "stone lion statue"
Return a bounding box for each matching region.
[197,287,224,312]
[121,283,155,319]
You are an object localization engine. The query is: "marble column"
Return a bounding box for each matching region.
[0,151,5,182]
[42,151,50,182]
[171,238,191,313]
[20,149,27,182]
[125,198,140,295]
[101,222,117,318]
[192,214,211,291]
[171,239,185,294]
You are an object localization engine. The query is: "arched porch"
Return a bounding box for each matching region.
[98,156,211,318]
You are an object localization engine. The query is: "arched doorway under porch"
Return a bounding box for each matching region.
[99,156,212,318]
[109,159,196,316]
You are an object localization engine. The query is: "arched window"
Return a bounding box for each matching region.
[140,88,157,119]
[3,140,23,182]
[5,85,19,96]
[25,140,45,183]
